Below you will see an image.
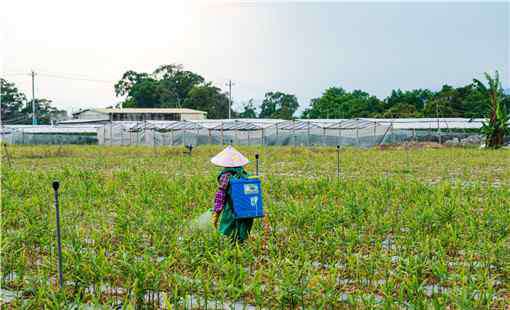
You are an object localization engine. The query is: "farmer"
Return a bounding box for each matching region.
[211,146,254,243]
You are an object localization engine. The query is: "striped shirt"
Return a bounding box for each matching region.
[213,173,231,213]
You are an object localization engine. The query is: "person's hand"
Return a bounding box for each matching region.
[212,212,220,228]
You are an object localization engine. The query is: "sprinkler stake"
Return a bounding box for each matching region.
[52,181,64,289]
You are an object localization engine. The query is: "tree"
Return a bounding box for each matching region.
[460,85,491,118]
[381,103,418,118]
[22,99,67,124]
[154,64,205,107]
[344,90,382,117]
[302,87,382,119]
[238,99,257,118]
[302,87,347,119]
[114,71,151,97]
[421,96,455,118]
[114,64,205,109]
[383,89,433,112]
[473,71,509,148]
[1,78,27,123]
[126,78,162,108]
[259,92,299,119]
[1,78,65,124]
[183,83,231,119]
[410,83,496,119]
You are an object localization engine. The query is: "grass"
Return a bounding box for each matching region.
[1,145,509,308]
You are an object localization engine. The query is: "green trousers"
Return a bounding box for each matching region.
[218,202,253,242]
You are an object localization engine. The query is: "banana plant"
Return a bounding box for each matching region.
[473,71,510,148]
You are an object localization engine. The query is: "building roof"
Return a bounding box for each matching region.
[73,108,207,115]
[59,118,110,124]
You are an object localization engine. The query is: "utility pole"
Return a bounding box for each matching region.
[225,80,234,119]
[31,70,37,125]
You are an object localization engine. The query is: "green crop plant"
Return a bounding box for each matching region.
[1,145,509,308]
[473,71,510,149]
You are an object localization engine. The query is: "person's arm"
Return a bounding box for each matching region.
[212,173,230,227]
[213,174,230,214]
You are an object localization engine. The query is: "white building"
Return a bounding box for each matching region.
[72,108,207,122]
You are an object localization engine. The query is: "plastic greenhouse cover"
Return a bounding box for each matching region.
[3,117,500,135]
[210,120,262,131]
[1,125,100,134]
[359,118,492,129]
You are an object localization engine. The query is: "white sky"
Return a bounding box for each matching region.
[1,0,508,114]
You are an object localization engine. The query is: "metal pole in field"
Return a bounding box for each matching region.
[336,145,340,180]
[255,153,259,176]
[221,122,224,145]
[436,103,441,144]
[52,181,64,289]
[3,144,12,167]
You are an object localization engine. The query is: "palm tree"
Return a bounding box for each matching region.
[473,71,509,148]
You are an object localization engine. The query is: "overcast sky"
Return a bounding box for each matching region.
[1,1,508,114]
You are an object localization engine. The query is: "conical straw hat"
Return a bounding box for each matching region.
[210,145,250,167]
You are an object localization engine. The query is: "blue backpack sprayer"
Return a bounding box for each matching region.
[229,153,264,219]
[229,177,264,219]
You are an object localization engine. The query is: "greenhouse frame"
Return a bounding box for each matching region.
[1,118,502,147]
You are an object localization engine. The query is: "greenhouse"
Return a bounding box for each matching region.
[0,125,100,145]
[1,118,500,147]
[94,119,391,147]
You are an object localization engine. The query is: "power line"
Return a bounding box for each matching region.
[2,72,29,77]
[2,70,115,125]
[3,71,115,83]
[38,70,110,78]
[37,73,115,83]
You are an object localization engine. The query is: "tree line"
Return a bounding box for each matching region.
[1,64,509,124]
[303,84,509,120]
[113,64,509,120]
[0,78,67,124]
